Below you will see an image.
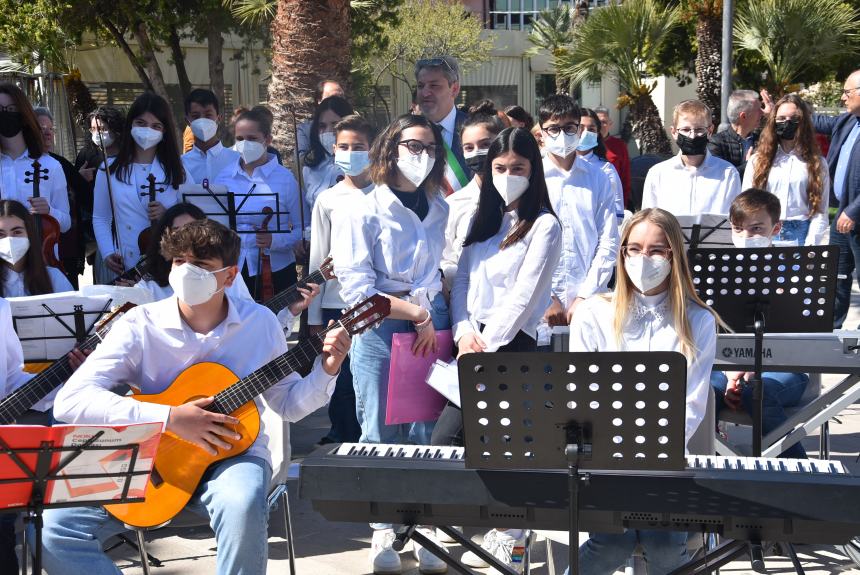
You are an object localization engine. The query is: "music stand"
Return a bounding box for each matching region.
[458,351,688,575]
[180,182,291,235]
[688,245,839,456]
[0,424,159,575]
[675,214,733,249]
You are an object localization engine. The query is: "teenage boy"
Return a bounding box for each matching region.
[309,114,377,445]
[540,94,619,326]
[40,219,351,575]
[712,188,809,458]
[181,89,240,184]
[642,100,742,216]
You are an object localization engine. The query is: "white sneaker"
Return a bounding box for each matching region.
[461,528,529,573]
[435,526,462,544]
[370,528,402,575]
[413,527,448,573]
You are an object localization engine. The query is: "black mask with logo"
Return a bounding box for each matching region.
[0,111,23,138]
[775,119,799,141]
[676,132,709,156]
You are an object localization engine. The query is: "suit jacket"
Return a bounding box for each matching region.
[708,127,756,180]
[450,108,471,179]
[813,112,860,221]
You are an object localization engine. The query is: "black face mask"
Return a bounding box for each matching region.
[465,152,488,174]
[0,111,22,138]
[676,132,709,156]
[775,119,799,141]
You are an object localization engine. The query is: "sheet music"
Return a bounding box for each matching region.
[426,359,460,408]
[8,293,113,361]
[81,284,153,307]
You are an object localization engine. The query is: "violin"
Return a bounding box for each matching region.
[256,206,275,302]
[24,159,63,271]
[138,172,164,255]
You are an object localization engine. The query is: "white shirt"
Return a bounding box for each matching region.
[213,154,303,275]
[452,210,561,351]
[569,291,717,449]
[580,152,625,219]
[93,159,185,271]
[544,155,619,307]
[53,295,336,466]
[0,151,71,232]
[742,148,831,245]
[2,266,73,297]
[333,184,449,310]
[302,158,341,223]
[181,142,240,185]
[642,152,741,216]
[0,297,32,401]
[437,105,458,149]
[441,178,481,290]
[307,180,374,325]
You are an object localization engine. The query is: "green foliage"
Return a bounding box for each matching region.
[734,0,860,94]
[0,0,81,70]
[525,5,574,58]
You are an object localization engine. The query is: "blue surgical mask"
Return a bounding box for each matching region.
[577,130,599,152]
[334,150,371,177]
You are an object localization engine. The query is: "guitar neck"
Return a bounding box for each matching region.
[207,331,326,415]
[263,268,328,315]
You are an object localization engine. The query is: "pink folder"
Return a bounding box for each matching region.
[385,330,454,425]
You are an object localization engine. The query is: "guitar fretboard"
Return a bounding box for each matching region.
[263,269,328,315]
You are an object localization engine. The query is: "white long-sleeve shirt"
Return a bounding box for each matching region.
[213,154,303,276]
[569,291,717,449]
[0,297,32,401]
[452,210,561,351]
[642,151,741,216]
[0,151,71,232]
[181,142,240,185]
[2,266,73,297]
[440,178,480,290]
[53,294,336,466]
[333,184,449,310]
[302,159,340,225]
[93,159,186,271]
[307,180,374,325]
[544,155,619,307]
[742,148,831,245]
[580,152,625,219]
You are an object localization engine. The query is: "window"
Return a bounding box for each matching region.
[457,85,519,110]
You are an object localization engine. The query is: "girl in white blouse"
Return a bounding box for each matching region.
[93,92,190,277]
[569,207,723,575]
[0,200,72,297]
[744,93,829,245]
[301,96,354,218]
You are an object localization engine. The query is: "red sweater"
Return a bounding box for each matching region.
[604,135,631,208]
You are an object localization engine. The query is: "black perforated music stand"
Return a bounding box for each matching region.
[688,245,839,455]
[676,214,733,249]
[459,351,688,575]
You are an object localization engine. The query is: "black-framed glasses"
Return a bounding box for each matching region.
[399,139,437,157]
[676,127,709,137]
[622,245,672,259]
[417,57,455,74]
[542,123,580,137]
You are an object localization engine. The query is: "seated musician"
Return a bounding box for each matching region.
[568,208,723,574]
[711,188,809,459]
[0,199,73,297]
[40,219,350,575]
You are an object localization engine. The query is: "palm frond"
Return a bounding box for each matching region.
[222,0,277,26]
[525,5,574,56]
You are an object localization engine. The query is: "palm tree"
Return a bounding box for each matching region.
[557,0,680,155]
[734,0,859,96]
[682,0,722,121]
[526,1,591,95]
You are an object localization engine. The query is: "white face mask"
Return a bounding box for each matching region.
[397,152,435,187]
[92,131,114,148]
[334,150,370,177]
[732,234,772,249]
[0,236,30,265]
[235,140,267,164]
[625,254,672,294]
[492,174,530,206]
[190,118,218,142]
[130,126,163,150]
[319,131,337,153]
[168,262,228,306]
[544,131,580,158]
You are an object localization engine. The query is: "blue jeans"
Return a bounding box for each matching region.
[40,455,272,575]
[831,218,860,329]
[711,371,809,458]
[567,530,689,575]
[322,307,361,443]
[351,292,450,445]
[777,219,811,245]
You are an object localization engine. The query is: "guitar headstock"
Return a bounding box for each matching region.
[95,302,136,339]
[337,294,390,337]
[320,256,336,281]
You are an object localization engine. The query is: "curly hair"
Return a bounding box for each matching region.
[160,219,240,267]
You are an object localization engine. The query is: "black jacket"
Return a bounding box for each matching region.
[708,127,755,180]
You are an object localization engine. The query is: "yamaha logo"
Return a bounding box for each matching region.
[722,347,733,358]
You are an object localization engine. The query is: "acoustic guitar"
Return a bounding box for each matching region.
[104,293,390,528]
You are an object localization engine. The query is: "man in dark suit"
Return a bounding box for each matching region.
[708,89,765,179]
[415,56,471,195]
[812,69,860,328]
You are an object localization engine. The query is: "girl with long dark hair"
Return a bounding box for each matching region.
[302,96,355,215]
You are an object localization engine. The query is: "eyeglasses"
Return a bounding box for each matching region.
[542,123,580,137]
[842,87,860,97]
[399,139,437,157]
[622,245,672,259]
[676,127,709,137]
[0,105,18,113]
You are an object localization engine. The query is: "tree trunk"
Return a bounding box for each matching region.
[206,23,226,129]
[630,93,673,156]
[100,18,153,92]
[269,0,352,170]
[695,13,722,124]
[168,28,192,102]
[131,20,170,101]
[555,74,570,96]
